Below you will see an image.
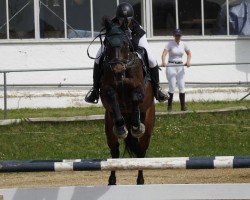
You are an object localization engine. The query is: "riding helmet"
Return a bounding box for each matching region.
[116,2,134,19]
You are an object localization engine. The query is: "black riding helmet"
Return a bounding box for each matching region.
[116,2,134,19]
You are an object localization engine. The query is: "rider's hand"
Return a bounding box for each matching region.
[161,62,167,67]
[185,61,191,68]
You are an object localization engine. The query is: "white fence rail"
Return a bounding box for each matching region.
[0,62,249,119]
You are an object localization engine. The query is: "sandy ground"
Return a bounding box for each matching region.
[0,169,250,188]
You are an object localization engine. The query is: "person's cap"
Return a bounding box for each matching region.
[173,28,182,36]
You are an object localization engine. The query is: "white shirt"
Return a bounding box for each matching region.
[165,41,190,62]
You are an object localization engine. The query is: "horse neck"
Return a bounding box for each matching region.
[129,53,144,82]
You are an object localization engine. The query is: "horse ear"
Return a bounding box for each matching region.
[102,16,112,31]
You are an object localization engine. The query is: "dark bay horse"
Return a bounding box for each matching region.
[99,18,155,185]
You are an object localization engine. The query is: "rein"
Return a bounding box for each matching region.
[87,28,106,60]
[107,52,137,69]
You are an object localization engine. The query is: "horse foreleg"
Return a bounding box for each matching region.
[136,152,146,185]
[131,101,145,138]
[105,86,127,139]
[105,111,120,185]
[137,170,144,185]
[108,143,119,185]
[136,107,155,185]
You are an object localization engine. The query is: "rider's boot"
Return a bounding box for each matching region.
[167,92,174,112]
[149,66,169,102]
[179,93,188,111]
[85,63,101,104]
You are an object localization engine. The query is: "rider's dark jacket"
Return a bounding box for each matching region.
[112,17,146,50]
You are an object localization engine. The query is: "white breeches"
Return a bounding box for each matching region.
[95,34,157,68]
[138,34,157,68]
[95,45,105,64]
[166,65,185,93]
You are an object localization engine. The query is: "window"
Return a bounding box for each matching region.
[122,0,144,25]
[0,1,7,39]
[1,0,250,40]
[66,0,91,38]
[39,0,65,38]
[178,0,202,35]
[204,0,227,35]
[93,0,117,32]
[153,0,176,36]
[9,0,35,39]
[229,0,250,35]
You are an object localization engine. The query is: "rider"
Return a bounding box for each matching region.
[85,2,168,104]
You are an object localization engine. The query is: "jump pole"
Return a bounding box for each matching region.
[0,156,250,173]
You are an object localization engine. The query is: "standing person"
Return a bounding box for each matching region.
[85,2,168,104]
[161,29,191,111]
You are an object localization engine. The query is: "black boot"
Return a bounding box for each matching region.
[149,67,169,102]
[167,92,174,112]
[179,93,188,111]
[85,63,101,104]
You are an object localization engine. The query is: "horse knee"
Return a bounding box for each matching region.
[105,86,116,100]
[133,87,144,102]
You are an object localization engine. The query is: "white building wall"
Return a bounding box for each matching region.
[0,37,249,109]
[0,37,249,85]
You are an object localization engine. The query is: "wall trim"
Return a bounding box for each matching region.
[0,35,250,45]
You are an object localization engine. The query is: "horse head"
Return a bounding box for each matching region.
[102,17,135,83]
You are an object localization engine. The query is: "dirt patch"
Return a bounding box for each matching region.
[0,169,249,188]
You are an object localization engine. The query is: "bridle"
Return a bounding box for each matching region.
[104,31,137,73]
[86,22,139,78]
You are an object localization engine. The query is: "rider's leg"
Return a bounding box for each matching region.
[167,93,174,112]
[149,67,168,102]
[85,62,102,103]
[166,66,177,111]
[85,47,103,104]
[138,35,168,102]
[176,66,187,111]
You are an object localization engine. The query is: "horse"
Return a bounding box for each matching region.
[99,18,155,185]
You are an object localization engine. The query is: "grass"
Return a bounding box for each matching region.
[0,110,249,160]
[0,100,249,119]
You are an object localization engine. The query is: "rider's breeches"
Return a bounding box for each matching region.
[166,65,185,93]
[95,34,157,68]
[138,35,157,68]
[95,45,105,64]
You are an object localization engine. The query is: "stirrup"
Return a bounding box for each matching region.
[157,89,169,102]
[85,88,99,104]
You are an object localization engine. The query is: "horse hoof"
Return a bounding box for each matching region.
[137,178,145,185]
[131,123,145,138]
[113,125,128,139]
[108,175,116,185]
